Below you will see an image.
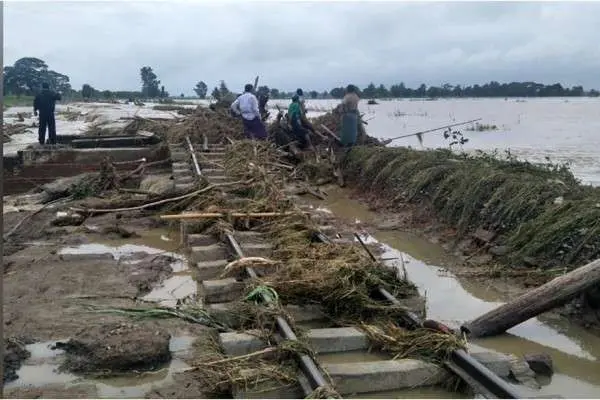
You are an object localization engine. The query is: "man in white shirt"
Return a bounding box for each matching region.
[230,84,267,140]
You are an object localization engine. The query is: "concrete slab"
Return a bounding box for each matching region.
[207,302,241,328]
[187,234,217,246]
[307,327,369,354]
[219,330,266,357]
[323,359,449,395]
[284,304,326,323]
[202,278,245,304]
[190,244,229,263]
[196,259,229,281]
[240,243,273,258]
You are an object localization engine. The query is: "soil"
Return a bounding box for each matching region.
[57,323,171,375]
[2,204,207,397]
[345,188,600,335]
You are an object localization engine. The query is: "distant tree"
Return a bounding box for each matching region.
[211,86,221,100]
[194,81,208,99]
[102,90,112,99]
[160,85,166,98]
[218,80,230,98]
[309,90,318,99]
[375,84,389,98]
[140,66,161,98]
[589,89,600,97]
[180,93,185,98]
[269,88,280,99]
[362,83,377,98]
[3,57,71,96]
[82,84,93,101]
[330,87,345,99]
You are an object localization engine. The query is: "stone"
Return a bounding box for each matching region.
[524,353,553,376]
[41,174,91,202]
[202,278,245,304]
[51,211,85,227]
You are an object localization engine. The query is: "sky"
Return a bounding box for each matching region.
[4,1,600,96]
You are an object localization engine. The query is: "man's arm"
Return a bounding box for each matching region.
[33,95,39,115]
[230,97,241,115]
[251,95,261,119]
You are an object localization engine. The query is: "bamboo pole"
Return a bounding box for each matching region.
[381,118,482,145]
[160,211,309,220]
[462,258,600,338]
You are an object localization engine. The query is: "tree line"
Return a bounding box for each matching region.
[4,57,600,101]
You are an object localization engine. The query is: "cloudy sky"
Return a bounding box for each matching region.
[4,1,600,95]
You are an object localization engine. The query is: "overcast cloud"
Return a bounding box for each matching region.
[5,1,600,95]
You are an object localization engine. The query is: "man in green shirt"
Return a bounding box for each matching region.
[288,95,313,150]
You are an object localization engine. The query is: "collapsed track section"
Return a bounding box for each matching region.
[165,136,526,399]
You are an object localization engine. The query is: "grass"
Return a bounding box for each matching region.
[343,146,600,271]
[4,95,34,110]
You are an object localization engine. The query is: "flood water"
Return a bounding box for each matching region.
[307,185,600,398]
[268,97,600,187]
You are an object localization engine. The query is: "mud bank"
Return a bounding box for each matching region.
[341,146,600,333]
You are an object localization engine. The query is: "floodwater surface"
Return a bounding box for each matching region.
[306,186,600,398]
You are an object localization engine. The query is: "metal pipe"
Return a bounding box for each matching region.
[185,135,202,177]
[225,233,330,393]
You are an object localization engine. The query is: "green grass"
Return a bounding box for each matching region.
[4,95,34,110]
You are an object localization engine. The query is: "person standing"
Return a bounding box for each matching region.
[230,84,267,140]
[33,83,62,145]
[296,88,306,113]
[287,95,313,150]
[339,84,360,147]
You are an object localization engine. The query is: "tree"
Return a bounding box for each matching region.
[218,80,230,98]
[82,84,94,101]
[211,86,221,100]
[194,81,208,99]
[140,66,161,98]
[362,83,377,98]
[330,87,345,99]
[269,88,280,99]
[3,57,71,96]
[102,90,112,100]
[309,90,318,99]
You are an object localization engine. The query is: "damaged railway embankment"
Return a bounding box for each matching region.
[340,145,600,331]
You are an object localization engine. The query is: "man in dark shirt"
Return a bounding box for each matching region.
[33,83,62,145]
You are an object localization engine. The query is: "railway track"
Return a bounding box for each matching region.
[166,136,530,398]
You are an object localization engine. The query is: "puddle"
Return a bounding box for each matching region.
[304,185,600,398]
[58,240,197,307]
[6,336,193,398]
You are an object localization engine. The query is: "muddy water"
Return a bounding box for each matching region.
[5,337,193,398]
[306,186,600,398]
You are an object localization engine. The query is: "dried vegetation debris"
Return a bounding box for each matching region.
[343,146,600,272]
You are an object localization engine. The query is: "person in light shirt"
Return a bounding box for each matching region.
[230,84,267,140]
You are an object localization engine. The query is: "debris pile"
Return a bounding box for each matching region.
[168,106,244,144]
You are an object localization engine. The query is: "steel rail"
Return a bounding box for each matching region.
[225,233,332,397]
[185,135,202,177]
[317,231,521,399]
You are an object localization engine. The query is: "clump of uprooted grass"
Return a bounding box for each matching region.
[361,323,466,363]
[343,146,600,270]
[257,214,419,324]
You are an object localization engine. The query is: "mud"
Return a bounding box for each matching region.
[127,255,177,294]
[4,338,33,383]
[57,323,171,375]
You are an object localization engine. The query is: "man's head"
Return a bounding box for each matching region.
[42,82,50,90]
[244,84,254,93]
[296,88,303,96]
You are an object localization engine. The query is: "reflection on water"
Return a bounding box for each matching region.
[307,185,600,398]
[6,337,193,398]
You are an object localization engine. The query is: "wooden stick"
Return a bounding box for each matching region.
[381,118,482,145]
[183,347,278,372]
[462,258,600,338]
[320,124,342,143]
[160,211,309,220]
[70,180,251,214]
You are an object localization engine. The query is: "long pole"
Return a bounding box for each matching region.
[381,118,482,145]
[1,3,5,396]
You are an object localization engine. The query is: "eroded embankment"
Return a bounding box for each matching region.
[341,146,600,329]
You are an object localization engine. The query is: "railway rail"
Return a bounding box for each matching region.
[166,135,531,399]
